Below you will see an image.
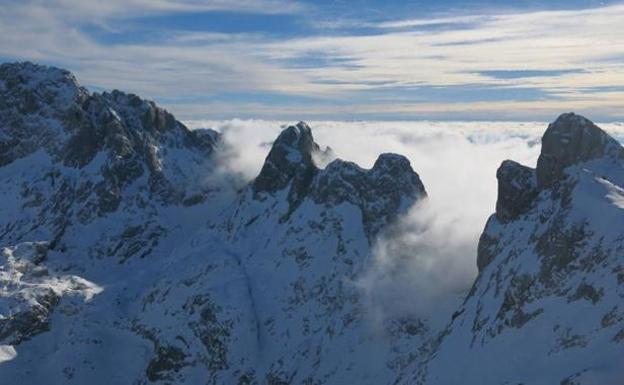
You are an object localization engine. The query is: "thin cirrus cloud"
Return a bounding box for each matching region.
[0,1,622,120]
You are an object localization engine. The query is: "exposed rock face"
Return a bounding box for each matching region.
[481,112,623,272]
[170,123,430,384]
[406,114,624,385]
[253,121,318,194]
[480,159,540,272]
[0,62,431,385]
[0,62,87,167]
[0,62,220,257]
[536,112,624,188]
[312,153,426,237]
[0,242,101,346]
[252,122,426,236]
[495,160,538,223]
[253,122,320,213]
[0,62,223,362]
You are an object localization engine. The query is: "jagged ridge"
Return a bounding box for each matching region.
[0,62,431,385]
[251,121,427,237]
[409,113,624,385]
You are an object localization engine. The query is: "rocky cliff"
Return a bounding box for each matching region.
[0,62,429,385]
[401,113,624,385]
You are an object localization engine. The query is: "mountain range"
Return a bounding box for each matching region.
[0,62,622,385]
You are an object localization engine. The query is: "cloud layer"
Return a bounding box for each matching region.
[189,118,623,325]
[1,1,623,120]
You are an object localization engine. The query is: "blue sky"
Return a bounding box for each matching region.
[1,0,623,121]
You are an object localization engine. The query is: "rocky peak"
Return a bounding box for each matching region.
[536,112,624,188]
[0,62,220,172]
[252,122,320,205]
[481,160,539,271]
[495,160,538,223]
[0,62,88,167]
[370,153,423,189]
[312,153,426,237]
[492,113,623,225]
[248,123,426,237]
[0,61,86,109]
[439,114,624,385]
[0,61,222,251]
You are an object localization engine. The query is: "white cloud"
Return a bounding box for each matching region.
[266,4,624,90]
[188,118,624,325]
[1,2,623,119]
[376,14,489,29]
[22,0,305,22]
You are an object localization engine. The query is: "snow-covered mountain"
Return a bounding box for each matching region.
[400,113,624,385]
[131,122,429,384]
[1,62,623,385]
[0,62,429,384]
[0,61,230,383]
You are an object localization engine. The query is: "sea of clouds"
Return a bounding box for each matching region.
[187,119,624,326]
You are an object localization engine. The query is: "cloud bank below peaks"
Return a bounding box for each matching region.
[187,119,624,326]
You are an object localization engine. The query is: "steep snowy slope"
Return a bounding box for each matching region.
[402,113,624,385]
[0,62,430,385]
[4,61,620,385]
[130,122,429,384]
[0,62,227,383]
[0,62,220,250]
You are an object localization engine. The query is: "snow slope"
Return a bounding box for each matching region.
[0,63,429,385]
[400,113,624,385]
[1,62,622,385]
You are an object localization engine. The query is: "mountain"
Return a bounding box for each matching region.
[2,62,623,385]
[131,121,429,384]
[0,61,223,381]
[400,113,624,384]
[0,61,221,256]
[0,62,428,384]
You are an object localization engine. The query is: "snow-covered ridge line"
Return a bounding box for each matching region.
[401,112,624,385]
[0,61,434,384]
[1,61,623,385]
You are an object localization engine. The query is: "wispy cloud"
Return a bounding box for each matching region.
[1,1,623,120]
[376,14,489,29]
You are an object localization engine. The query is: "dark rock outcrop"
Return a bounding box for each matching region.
[0,62,88,167]
[536,112,623,188]
[420,113,624,385]
[253,122,319,210]
[0,61,219,182]
[0,290,59,345]
[312,153,426,237]
[480,112,623,272]
[0,62,221,259]
[495,160,538,222]
[476,217,500,273]
[251,123,426,237]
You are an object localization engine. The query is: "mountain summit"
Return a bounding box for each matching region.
[0,62,430,385]
[406,113,624,385]
[536,112,624,188]
[253,121,319,195]
[250,121,426,235]
[1,62,622,385]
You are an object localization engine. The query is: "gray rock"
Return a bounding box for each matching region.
[312,153,426,237]
[251,122,427,237]
[0,62,221,261]
[0,62,88,167]
[252,122,319,211]
[0,290,59,345]
[476,215,500,272]
[536,112,624,188]
[495,160,538,222]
